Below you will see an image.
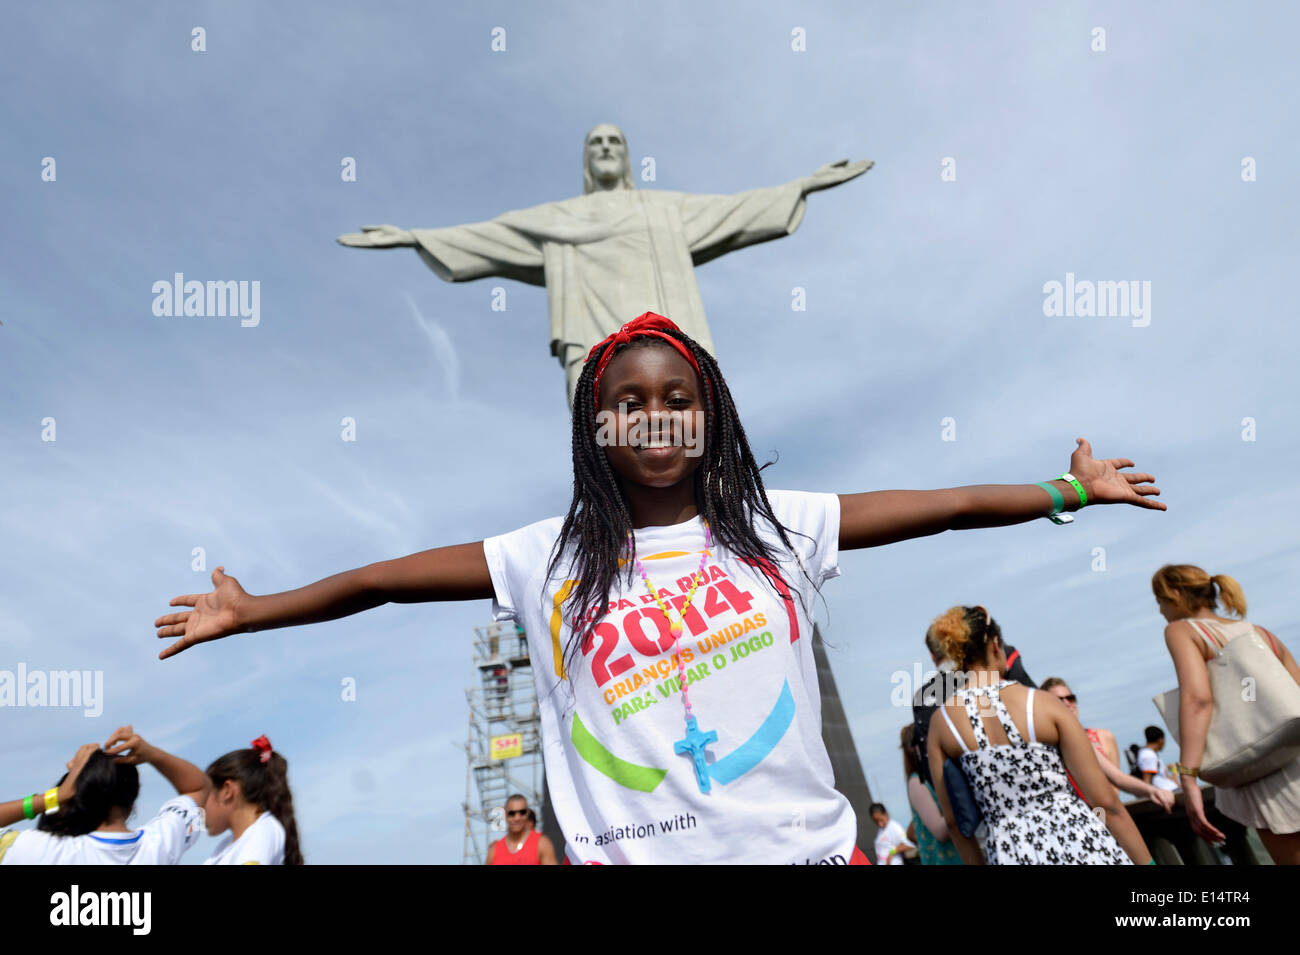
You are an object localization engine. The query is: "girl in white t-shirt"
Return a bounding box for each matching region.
[154,312,1167,864]
[0,727,209,865]
[201,735,300,865]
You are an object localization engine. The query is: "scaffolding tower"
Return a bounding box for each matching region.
[461,620,543,864]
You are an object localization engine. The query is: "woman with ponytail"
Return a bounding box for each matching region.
[155,312,1166,864]
[203,736,302,865]
[927,606,1152,864]
[0,728,208,865]
[1152,564,1300,864]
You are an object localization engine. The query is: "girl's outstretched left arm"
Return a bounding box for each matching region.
[839,437,1164,550]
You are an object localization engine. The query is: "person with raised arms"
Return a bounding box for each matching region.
[154,311,1165,864]
[0,727,208,865]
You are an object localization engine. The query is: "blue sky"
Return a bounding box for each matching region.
[2,1,1296,863]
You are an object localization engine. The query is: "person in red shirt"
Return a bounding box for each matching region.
[487,795,557,865]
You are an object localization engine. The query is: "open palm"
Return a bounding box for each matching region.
[155,566,249,659]
[1067,437,1166,510]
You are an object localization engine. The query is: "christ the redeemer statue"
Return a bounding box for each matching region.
[339,123,872,403]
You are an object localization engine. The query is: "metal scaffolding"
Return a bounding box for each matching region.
[461,620,543,864]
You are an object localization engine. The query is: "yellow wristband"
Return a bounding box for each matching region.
[43,788,60,814]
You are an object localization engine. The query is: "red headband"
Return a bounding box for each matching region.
[250,735,273,764]
[587,312,704,405]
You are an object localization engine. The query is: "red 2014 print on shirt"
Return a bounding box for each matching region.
[578,561,794,688]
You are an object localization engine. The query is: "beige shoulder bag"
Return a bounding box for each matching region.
[1153,619,1300,787]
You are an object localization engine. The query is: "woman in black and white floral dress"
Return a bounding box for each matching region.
[926,606,1151,865]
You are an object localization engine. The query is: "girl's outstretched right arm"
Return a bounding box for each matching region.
[155,542,494,659]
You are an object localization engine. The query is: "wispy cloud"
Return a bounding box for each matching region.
[404,292,461,403]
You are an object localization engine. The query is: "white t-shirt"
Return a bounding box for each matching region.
[483,489,855,864]
[204,811,286,865]
[1137,746,1180,792]
[874,818,911,865]
[0,795,204,865]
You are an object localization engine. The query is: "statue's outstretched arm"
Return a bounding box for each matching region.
[802,158,874,194]
[337,224,416,248]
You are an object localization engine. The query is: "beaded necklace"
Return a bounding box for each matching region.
[629,518,717,794]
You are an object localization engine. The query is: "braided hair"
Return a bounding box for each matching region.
[548,327,813,681]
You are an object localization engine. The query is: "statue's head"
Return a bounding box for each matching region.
[583,124,635,194]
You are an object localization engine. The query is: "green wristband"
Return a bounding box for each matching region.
[1061,472,1087,507]
[1035,481,1065,518]
[1146,858,1157,865]
[22,794,35,820]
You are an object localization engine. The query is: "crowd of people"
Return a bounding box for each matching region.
[1,730,298,865]
[874,566,1300,865]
